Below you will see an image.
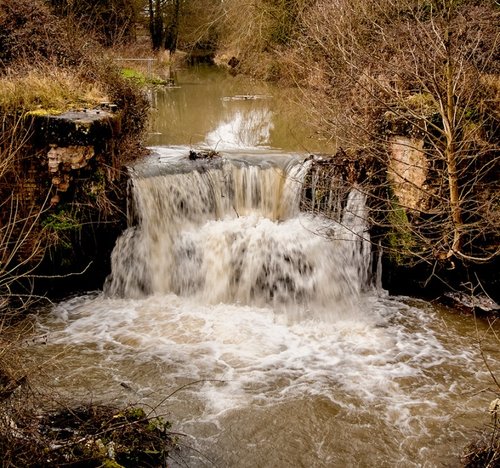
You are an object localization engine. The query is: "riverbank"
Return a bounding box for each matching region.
[0,0,150,309]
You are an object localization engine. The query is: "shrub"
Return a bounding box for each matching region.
[0,0,84,68]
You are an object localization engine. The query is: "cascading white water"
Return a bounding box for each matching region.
[105,153,371,318]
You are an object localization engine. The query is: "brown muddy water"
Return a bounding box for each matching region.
[31,66,499,467]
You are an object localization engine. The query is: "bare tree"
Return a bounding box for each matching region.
[48,0,140,46]
[293,0,499,269]
[164,0,180,54]
[148,0,164,50]
[0,117,50,312]
[217,0,311,75]
[145,0,227,62]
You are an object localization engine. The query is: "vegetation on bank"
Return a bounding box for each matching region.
[0,0,150,310]
[293,1,499,268]
[0,0,149,135]
[0,68,106,115]
[0,396,177,467]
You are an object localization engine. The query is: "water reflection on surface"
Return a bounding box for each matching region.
[147,66,334,153]
[205,109,274,149]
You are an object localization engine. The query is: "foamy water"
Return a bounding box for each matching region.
[106,151,369,311]
[34,290,496,466]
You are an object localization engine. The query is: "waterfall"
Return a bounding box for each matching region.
[105,153,371,318]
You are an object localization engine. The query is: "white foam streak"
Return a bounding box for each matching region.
[44,293,475,426]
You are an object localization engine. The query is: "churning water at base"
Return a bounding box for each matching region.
[35,288,498,467]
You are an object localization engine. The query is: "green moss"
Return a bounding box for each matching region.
[387,197,416,265]
[42,209,82,258]
[150,77,170,86]
[121,68,170,87]
[463,106,479,121]
[102,459,124,468]
[147,417,172,433]
[42,210,81,231]
[124,407,147,421]
[121,68,147,86]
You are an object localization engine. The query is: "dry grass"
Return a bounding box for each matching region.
[109,33,155,61]
[0,66,108,114]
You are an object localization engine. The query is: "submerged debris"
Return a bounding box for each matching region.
[221,94,271,101]
[442,291,500,315]
[462,398,500,467]
[188,149,220,160]
[461,425,499,467]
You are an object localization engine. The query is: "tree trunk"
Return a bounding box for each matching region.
[443,25,463,258]
[149,0,164,51]
[165,0,180,54]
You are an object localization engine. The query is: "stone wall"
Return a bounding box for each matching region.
[5,107,130,298]
[387,136,428,212]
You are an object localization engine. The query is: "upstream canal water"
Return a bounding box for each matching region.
[33,67,499,467]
